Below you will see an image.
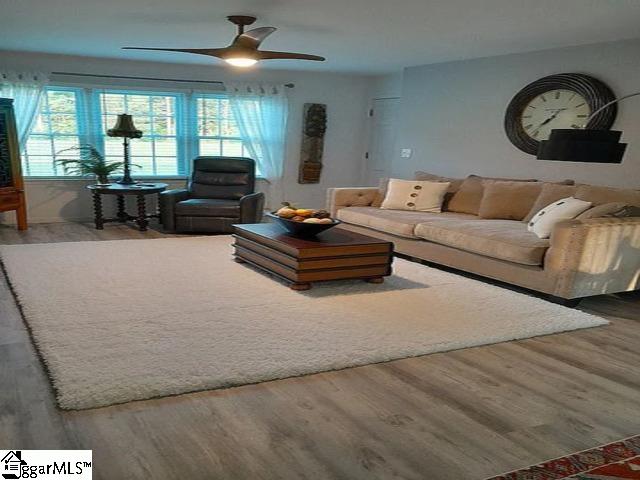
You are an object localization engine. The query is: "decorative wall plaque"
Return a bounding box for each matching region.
[298,103,327,184]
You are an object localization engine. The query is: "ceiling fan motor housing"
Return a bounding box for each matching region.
[227,15,257,33]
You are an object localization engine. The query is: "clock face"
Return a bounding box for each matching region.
[520,89,591,141]
[505,73,616,155]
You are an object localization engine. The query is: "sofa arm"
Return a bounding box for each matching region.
[239,192,265,223]
[545,216,640,298]
[326,187,380,217]
[160,189,189,232]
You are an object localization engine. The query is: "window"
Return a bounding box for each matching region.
[98,90,183,176]
[195,95,247,158]
[21,86,259,178]
[22,87,84,176]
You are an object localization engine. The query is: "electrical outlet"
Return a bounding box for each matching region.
[400,148,412,158]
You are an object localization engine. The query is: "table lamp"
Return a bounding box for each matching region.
[107,114,143,185]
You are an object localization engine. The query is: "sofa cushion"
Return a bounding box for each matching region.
[574,184,640,207]
[478,181,545,220]
[414,171,464,191]
[575,202,629,220]
[371,177,390,208]
[336,207,475,238]
[524,183,577,222]
[444,175,485,215]
[414,217,550,265]
[447,175,538,215]
[175,198,241,217]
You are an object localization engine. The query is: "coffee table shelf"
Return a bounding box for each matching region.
[232,223,393,290]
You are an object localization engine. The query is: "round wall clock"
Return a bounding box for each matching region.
[504,73,617,155]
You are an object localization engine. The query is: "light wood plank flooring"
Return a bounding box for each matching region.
[1,222,639,480]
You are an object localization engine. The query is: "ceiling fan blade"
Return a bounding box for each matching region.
[233,27,277,49]
[122,47,227,58]
[257,50,326,61]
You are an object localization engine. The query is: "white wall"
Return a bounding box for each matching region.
[11,178,186,224]
[370,72,404,100]
[0,51,375,224]
[392,38,640,188]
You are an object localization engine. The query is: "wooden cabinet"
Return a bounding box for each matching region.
[0,98,27,230]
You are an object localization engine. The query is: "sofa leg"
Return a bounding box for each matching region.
[546,295,582,308]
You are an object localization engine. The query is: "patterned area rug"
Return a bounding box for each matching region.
[487,435,640,479]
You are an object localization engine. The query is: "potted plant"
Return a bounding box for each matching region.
[55,144,128,184]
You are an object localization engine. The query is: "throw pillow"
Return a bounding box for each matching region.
[524,183,577,222]
[527,197,592,239]
[447,175,537,215]
[414,171,464,211]
[575,202,628,220]
[372,172,464,208]
[478,181,545,220]
[381,179,451,212]
[607,205,640,218]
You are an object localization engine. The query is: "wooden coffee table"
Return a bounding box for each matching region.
[232,223,393,290]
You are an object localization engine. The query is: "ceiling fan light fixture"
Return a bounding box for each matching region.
[122,15,326,66]
[224,57,258,67]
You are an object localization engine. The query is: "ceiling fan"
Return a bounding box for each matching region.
[123,15,326,67]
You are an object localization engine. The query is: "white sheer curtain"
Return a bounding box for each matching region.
[227,83,288,207]
[0,71,49,150]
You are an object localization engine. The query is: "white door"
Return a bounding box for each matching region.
[365,97,399,186]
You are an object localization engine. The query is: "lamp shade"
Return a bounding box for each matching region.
[107,114,143,138]
[537,129,627,164]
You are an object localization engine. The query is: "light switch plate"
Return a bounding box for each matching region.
[400,148,412,158]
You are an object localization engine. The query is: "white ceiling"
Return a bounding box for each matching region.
[2,0,640,74]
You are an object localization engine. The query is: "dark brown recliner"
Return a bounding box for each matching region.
[160,157,264,233]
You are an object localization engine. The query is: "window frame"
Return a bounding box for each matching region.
[193,93,249,160]
[22,85,261,180]
[21,86,88,177]
[93,88,188,177]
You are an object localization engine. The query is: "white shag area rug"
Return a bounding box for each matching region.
[0,236,607,410]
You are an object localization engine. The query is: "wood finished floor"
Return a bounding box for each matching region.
[1,222,639,480]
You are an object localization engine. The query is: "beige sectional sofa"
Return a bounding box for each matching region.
[327,176,640,302]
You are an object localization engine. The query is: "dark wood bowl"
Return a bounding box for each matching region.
[267,212,341,237]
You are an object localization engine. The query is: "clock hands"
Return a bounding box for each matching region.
[538,110,561,127]
[531,109,564,137]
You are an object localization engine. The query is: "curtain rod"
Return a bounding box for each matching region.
[50,71,295,88]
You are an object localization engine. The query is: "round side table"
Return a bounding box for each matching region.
[87,183,168,231]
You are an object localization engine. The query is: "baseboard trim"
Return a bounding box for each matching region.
[1,216,95,225]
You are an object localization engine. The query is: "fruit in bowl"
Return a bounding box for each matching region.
[303,217,333,224]
[275,203,332,221]
[270,203,340,236]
